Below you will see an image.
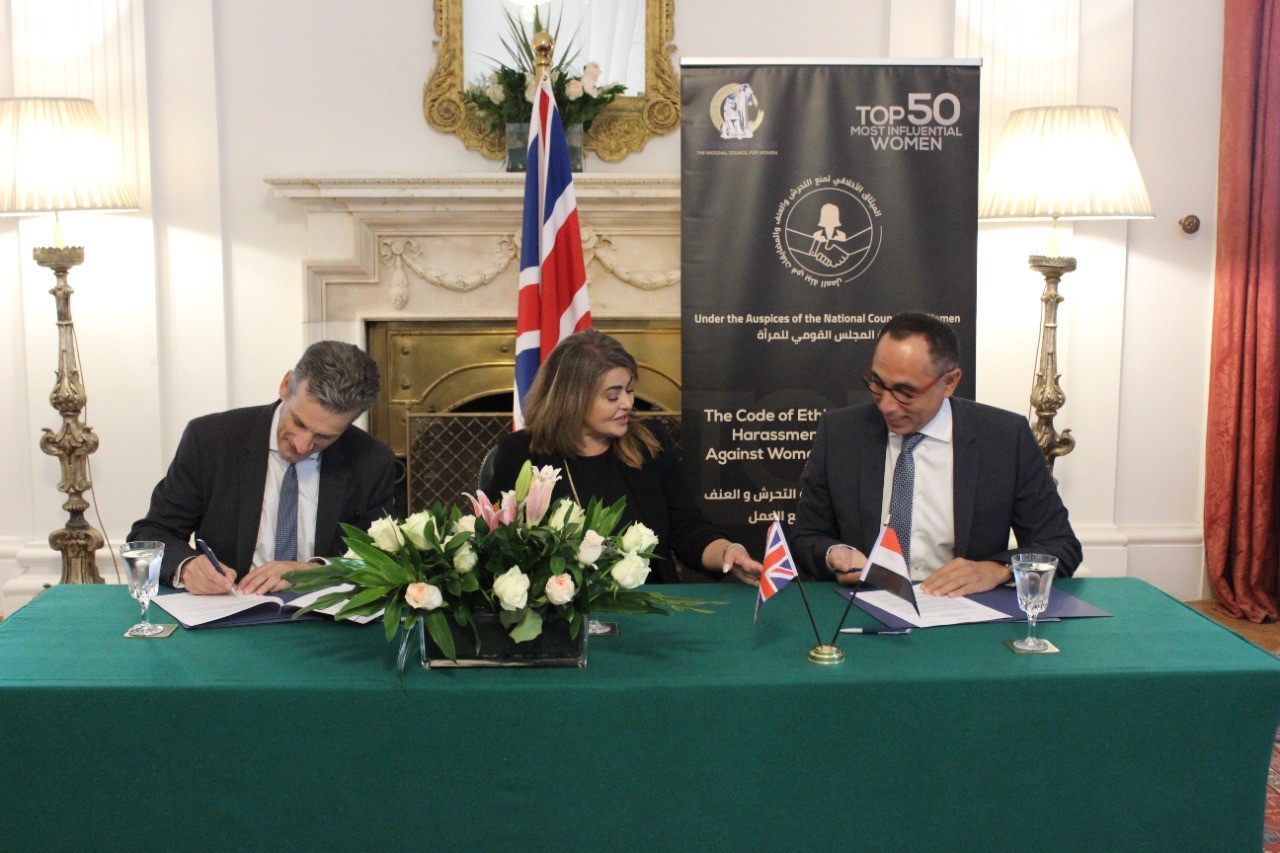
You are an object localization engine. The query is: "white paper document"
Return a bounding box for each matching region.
[153,584,379,629]
[857,584,1008,628]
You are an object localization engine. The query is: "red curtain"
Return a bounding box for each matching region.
[1204,0,1280,622]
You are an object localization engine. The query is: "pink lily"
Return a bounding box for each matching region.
[523,465,560,525]
[497,490,518,526]
[465,490,501,530]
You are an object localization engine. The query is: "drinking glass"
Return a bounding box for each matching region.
[121,540,165,637]
[1011,552,1059,652]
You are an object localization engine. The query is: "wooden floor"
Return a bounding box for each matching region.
[1187,599,1280,655]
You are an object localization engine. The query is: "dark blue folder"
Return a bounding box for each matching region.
[838,584,1112,630]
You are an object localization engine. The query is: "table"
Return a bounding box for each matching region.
[2,579,1278,851]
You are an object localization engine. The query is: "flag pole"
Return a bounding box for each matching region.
[790,576,825,648]
[829,580,860,646]
[797,579,844,665]
[532,29,553,86]
[827,513,892,646]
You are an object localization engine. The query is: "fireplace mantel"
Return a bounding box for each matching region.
[266,173,683,346]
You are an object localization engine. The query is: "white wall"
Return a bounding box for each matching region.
[0,0,1223,612]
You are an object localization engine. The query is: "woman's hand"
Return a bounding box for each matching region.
[706,539,762,587]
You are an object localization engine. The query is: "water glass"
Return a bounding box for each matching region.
[121,540,165,637]
[1011,552,1058,652]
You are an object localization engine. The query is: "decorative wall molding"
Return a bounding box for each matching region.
[267,174,684,335]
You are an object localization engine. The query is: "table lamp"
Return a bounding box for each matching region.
[979,105,1153,471]
[0,97,139,584]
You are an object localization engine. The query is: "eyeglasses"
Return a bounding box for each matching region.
[862,369,949,405]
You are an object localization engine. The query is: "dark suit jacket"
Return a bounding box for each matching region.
[128,402,397,585]
[791,398,1081,580]
[486,428,722,584]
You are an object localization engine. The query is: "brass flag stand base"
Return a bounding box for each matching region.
[808,644,845,665]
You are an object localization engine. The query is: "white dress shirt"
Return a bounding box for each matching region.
[879,398,955,581]
[252,404,322,566]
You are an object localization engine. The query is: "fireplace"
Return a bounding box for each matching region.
[265,174,683,511]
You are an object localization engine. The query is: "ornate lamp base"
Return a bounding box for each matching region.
[35,245,105,585]
[1027,255,1078,472]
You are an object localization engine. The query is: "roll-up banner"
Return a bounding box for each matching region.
[680,60,981,547]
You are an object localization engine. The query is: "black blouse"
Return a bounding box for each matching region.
[485,428,723,583]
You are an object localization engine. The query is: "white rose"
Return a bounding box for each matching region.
[545,573,576,606]
[368,517,405,552]
[452,514,477,535]
[493,566,530,611]
[548,500,585,531]
[619,523,659,555]
[577,529,605,566]
[610,552,651,590]
[405,582,443,611]
[486,83,505,103]
[453,542,477,574]
[400,510,438,550]
[565,79,584,101]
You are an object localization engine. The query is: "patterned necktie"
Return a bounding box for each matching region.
[275,462,298,562]
[888,433,925,568]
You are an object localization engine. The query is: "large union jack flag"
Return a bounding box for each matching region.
[513,74,591,429]
[755,520,800,621]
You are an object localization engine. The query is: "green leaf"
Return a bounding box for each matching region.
[384,595,404,644]
[289,590,351,619]
[508,608,544,643]
[281,566,347,592]
[424,610,456,661]
[342,585,394,611]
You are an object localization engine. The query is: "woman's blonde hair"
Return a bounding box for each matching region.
[524,329,661,468]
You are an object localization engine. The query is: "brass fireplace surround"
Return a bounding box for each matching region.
[368,319,681,511]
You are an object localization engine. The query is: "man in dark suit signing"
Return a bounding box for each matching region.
[792,313,1081,595]
[129,340,397,596]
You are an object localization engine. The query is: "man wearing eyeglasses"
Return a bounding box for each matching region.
[791,312,1081,595]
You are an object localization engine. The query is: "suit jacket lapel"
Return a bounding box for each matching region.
[951,399,979,557]
[861,414,888,548]
[237,403,276,571]
[316,438,349,556]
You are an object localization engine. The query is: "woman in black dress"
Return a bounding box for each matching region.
[487,330,761,585]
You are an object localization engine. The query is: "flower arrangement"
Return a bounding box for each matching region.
[285,461,716,671]
[460,8,627,136]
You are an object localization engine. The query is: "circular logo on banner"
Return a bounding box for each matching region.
[773,178,883,287]
[710,83,764,140]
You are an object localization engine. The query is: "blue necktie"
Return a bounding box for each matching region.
[275,462,298,562]
[888,433,924,568]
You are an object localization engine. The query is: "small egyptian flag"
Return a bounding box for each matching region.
[860,523,920,615]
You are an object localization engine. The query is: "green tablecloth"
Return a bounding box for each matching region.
[2,579,1277,851]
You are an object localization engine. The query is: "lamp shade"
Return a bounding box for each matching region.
[0,97,138,215]
[979,106,1152,221]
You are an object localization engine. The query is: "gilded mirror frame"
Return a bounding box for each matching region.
[422,0,679,162]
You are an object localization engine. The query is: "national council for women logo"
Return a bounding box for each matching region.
[772,176,883,287]
[710,83,764,140]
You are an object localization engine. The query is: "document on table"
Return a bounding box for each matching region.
[153,584,380,629]
[856,584,1008,628]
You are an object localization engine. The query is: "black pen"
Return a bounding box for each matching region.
[195,538,239,596]
[839,627,912,635]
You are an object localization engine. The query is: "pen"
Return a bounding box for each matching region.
[839,627,912,635]
[195,538,240,596]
